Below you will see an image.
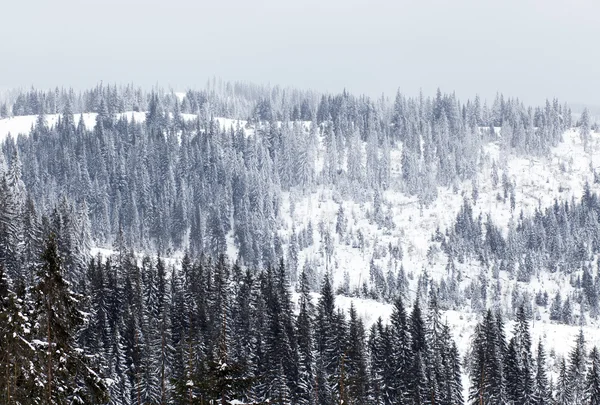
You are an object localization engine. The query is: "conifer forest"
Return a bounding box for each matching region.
[1,82,600,405]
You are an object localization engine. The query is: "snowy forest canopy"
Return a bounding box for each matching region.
[0,83,580,279]
[2,235,600,404]
[1,82,599,404]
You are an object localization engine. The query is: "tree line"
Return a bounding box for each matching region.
[1,232,463,405]
[469,307,600,405]
[4,233,600,404]
[442,184,600,323]
[0,83,576,285]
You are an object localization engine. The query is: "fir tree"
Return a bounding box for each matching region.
[532,339,551,405]
[586,346,600,405]
[34,234,109,404]
[0,265,40,404]
[569,329,587,403]
[555,358,572,405]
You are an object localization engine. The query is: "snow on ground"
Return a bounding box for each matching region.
[21,113,600,397]
[276,126,600,295]
[90,247,116,258]
[279,126,600,398]
[289,288,594,401]
[0,113,95,142]
[90,246,184,269]
[290,292,394,328]
[0,111,245,143]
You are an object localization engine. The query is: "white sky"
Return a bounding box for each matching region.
[1,0,599,106]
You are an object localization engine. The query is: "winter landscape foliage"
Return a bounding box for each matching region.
[1,82,600,404]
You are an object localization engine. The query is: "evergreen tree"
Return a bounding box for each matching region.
[581,108,591,151]
[587,346,600,405]
[513,305,534,403]
[346,303,369,404]
[0,266,40,404]
[389,296,411,403]
[34,234,109,404]
[549,292,562,322]
[296,270,315,405]
[468,310,504,405]
[569,329,587,403]
[555,357,572,405]
[532,339,551,405]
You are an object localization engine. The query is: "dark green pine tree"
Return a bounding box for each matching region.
[368,319,386,405]
[34,234,109,404]
[315,356,334,405]
[156,257,174,405]
[202,310,246,405]
[315,272,336,405]
[0,176,20,281]
[411,298,427,354]
[260,263,297,403]
[346,303,369,404]
[331,308,349,403]
[170,262,189,402]
[409,350,430,405]
[0,265,41,404]
[230,266,257,402]
[569,329,586,404]
[296,270,315,405]
[173,255,205,405]
[207,207,227,258]
[388,296,411,403]
[275,259,299,399]
[22,195,43,282]
[447,338,464,405]
[121,251,147,405]
[468,310,504,405]
[79,258,111,396]
[437,321,463,405]
[139,257,162,404]
[494,310,507,368]
[555,357,572,405]
[108,314,132,405]
[504,338,521,404]
[408,298,430,404]
[427,290,444,405]
[209,255,230,353]
[248,269,267,403]
[586,346,600,405]
[532,339,551,405]
[513,305,534,403]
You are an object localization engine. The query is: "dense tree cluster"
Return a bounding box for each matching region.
[443,184,600,322]
[0,235,108,404]
[2,235,464,405]
[0,83,572,282]
[4,236,600,404]
[469,307,600,405]
[2,81,319,122]
[1,82,596,404]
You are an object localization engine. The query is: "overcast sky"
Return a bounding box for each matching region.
[1,0,599,106]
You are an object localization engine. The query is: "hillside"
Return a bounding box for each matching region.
[1,85,596,404]
[4,109,598,386]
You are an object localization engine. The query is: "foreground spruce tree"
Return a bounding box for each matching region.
[533,340,551,405]
[586,347,600,405]
[0,265,40,404]
[469,310,504,405]
[34,234,109,404]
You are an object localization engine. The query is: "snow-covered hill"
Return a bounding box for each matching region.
[10,110,600,397]
[0,111,247,143]
[279,125,600,395]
